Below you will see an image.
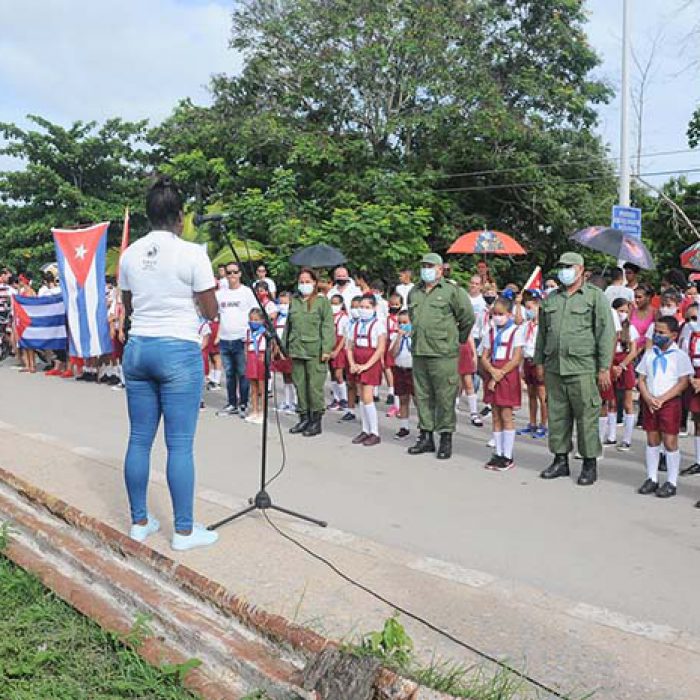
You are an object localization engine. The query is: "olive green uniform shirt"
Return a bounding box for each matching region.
[283,294,335,360]
[408,279,474,357]
[533,283,615,376]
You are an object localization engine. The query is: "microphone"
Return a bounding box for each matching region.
[193,212,232,226]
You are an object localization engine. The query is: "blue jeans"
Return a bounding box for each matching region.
[219,338,249,408]
[123,336,203,531]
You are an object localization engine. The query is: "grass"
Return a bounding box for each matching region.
[0,552,202,700]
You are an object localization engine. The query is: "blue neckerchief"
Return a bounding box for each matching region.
[358,315,375,335]
[652,345,675,376]
[251,327,265,354]
[399,334,412,355]
[492,319,514,359]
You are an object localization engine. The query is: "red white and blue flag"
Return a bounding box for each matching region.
[52,222,112,358]
[12,294,68,351]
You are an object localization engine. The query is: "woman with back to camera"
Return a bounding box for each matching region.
[118,176,219,551]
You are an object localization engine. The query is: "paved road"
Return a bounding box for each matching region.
[1,361,699,642]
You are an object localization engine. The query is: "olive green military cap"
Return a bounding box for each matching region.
[557,251,584,266]
[421,252,443,266]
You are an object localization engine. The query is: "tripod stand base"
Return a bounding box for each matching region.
[207,490,328,531]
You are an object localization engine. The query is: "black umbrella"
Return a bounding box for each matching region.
[290,243,346,268]
[570,226,655,270]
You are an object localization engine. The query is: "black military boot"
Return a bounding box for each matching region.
[289,412,310,434]
[437,433,452,460]
[408,430,435,455]
[540,454,570,479]
[578,458,597,486]
[303,412,322,437]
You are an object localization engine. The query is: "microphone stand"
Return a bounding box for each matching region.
[205,221,327,531]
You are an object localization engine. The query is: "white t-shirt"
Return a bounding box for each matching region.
[605,284,635,305]
[217,276,229,290]
[481,323,525,361]
[395,283,415,309]
[636,342,692,397]
[216,285,259,341]
[469,294,486,316]
[38,285,60,297]
[328,281,361,311]
[119,230,216,344]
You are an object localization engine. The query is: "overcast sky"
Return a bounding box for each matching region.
[0,0,698,187]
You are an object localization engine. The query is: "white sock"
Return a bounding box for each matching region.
[116,365,124,383]
[607,413,617,442]
[467,393,478,414]
[494,431,504,456]
[338,382,348,402]
[284,384,293,405]
[365,402,379,436]
[394,395,401,409]
[623,413,635,444]
[400,418,409,430]
[373,386,379,399]
[331,381,339,401]
[666,450,681,486]
[502,430,516,459]
[207,370,215,382]
[695,436,700,464]
[660,444,667,456]
[212,369,222,384]
[646,444,660,482]
[360,403,369,434]
[599,417,607,442]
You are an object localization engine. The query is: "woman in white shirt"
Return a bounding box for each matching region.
[119,177,218,551]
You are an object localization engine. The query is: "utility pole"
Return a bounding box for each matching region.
[619,0,631,207]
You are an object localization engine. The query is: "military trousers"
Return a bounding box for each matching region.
[545,371,602,459]
[412,355,460,433]
[291,357,327,414]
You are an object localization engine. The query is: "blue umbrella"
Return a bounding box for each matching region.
[570,226,655,270]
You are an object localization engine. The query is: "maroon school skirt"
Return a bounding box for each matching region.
[208,321,220,355]
[272,356,292,375]
[642,397,682,435]
[483,359,521,409]
[393,366,414,396]
[522,359,543,387]
[458,342,476,375]
[246,350,265,381]
[351,345,383,386]
[613,351,636,391]
[686,366,700,414]
[599,369,616,402]
[330,348,348,370]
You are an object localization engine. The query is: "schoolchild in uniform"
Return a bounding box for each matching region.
[339,295,364,423]
[244,308,266,425]
[476,282,498,418]
[328,294,350,411]
[480,296,524,471]
[637,316,693,498]
[611,298,641,451]
[348,295,387,446]
[517,290,548,438]
[681,304,700,474]
[385,293,403,417]
[457,328,482,427]
[272,291,296,414]
[197,315,212,410]
[390,309,414,440]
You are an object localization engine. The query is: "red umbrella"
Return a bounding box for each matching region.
[447,230,527,256]
[680,241,700,270]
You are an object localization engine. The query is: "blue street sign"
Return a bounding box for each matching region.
[611,205,642,238]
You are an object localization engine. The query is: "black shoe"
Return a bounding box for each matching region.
[303,412,322,437]
[98,374,111,384]
[480,405,492,417]
[658,453,667,472]
[577,458,597,486]
[695,500,700,509]
[656,482,677,498]
[437,433,452,460]
[289,413,310,434]
[681,462,700,476]
[408,430,435,455]
[339,411,356,422]
[385,394,394,406]
[540,454,570,479]
[638,478,658,495]
[485,454,504,470]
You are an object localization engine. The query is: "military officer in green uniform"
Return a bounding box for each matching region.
[407,253,474,459]
[534,251,615,485]
[283,268,335,437]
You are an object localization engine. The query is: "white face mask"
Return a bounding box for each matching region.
[618,312,628,323]
[359,308,375,321]
[421,267,437,284]
[331,304,342,314]
[660,306,676,317]
[492,314,508,327]
[350,308,360,319]
[277,303,289,314]
[298,282,314,297]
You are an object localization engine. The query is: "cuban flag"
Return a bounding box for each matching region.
[13,294,68,350]
[52,222,112,358]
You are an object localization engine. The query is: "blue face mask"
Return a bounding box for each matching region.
[652,333,670,349]
[557,267,577,287]
[421,267,437,284]
[400,323,412,332]
[525,308,536,321]
[249,321,264,332]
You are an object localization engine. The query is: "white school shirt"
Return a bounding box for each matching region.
[352,317,386,349]
[395,282,414,309]
[636,342,693,397]
[394,333,413,369]
[480,323,525,361]
[468,294,486,317]
[605,284,635,305]
[333,312,350,339]
[198,318,212,348]
[119,229,216,344]
[522,320,539,359]
[216,284,259,341]
[615,324,639,353]
[274,312,288,340]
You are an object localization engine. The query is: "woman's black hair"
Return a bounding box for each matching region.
[612,297,629,310]
[146,176,183,229]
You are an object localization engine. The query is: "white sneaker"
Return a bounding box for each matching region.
[171,523,219,551]
[486,437,495,448]
[129,516,160,543]
[245,414,264,424]
[284,403,297,415]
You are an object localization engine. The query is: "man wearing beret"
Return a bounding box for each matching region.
[534,252,615,485]
[407,253,474,459]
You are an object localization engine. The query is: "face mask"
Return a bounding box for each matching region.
[652,333,670,349]
[525,308,536,321]
[350,308,361,320]
[277,303,289,314]
[618,312,628,323]
[660,306,676,317]
[690,321,700,333]
[359,308,375,321]
[558,267,577,287]
[400,323,412,332]
[335,279,349,286]
[492,314,508,327]
[389,306,401,315]
[483,295,496,305]
[421,267,437,284]
[298,282,314,297]
[249,321,263,332]
[331,304,342,314]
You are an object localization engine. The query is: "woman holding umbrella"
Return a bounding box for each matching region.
[283,268,335,437]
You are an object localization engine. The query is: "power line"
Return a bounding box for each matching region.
[434,148,698,180]
[435,166,700,193]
